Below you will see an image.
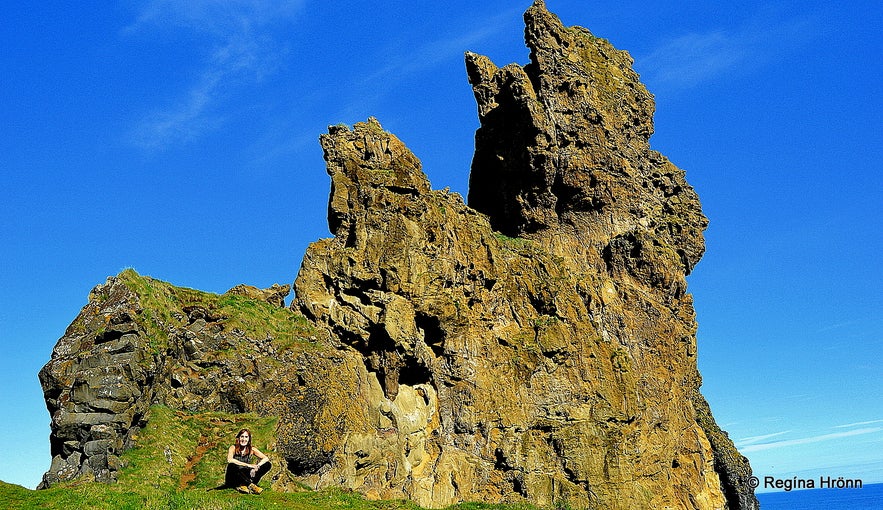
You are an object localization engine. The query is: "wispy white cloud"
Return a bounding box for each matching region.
[126,0,304,36]
[637,10,817,92]
[128,0,304,149]
[740,427,882,453]
[736,430,791,446]
[834,419,883,429]
[361,8,522,86]
[321,8,522,129]
[133,73,222,148]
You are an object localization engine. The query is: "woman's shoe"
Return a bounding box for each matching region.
[236,485,251,494]
[248,483,263,494]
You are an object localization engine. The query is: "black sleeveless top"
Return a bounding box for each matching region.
[232,449,252,464]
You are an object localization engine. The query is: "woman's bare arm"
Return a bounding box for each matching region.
[252,446,269,466]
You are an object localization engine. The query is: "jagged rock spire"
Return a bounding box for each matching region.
[467,1,706,284]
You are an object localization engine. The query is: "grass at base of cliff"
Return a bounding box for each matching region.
[0,481,427,510]
[0,482,543,510]
[1,406,543,509]
[117,406,279,493]
[0,481,551,510]
[0,482,544,510]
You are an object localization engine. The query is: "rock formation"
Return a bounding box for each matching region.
[39,2,757,508]
[37,274,303,486]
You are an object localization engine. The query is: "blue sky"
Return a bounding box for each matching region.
[2,0,880,492]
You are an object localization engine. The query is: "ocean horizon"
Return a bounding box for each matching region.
[756,482,882,509]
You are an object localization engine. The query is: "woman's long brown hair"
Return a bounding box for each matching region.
[234,428,252,457]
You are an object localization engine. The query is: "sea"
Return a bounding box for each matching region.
[756,482,883,509]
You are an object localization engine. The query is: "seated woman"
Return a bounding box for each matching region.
[225,428,271,494]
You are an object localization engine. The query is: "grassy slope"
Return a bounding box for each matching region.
[1,406,539,509]
[116,268,321,355]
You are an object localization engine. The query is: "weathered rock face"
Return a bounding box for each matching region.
[39,2,756,509]
[36,272,337,488]
[290,2,756,508]
[38,278,151,487]
[460,4,756,507]
[467,1,706,276]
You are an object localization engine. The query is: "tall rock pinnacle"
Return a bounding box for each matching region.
[292,3,757,507]
[467,1,706,282]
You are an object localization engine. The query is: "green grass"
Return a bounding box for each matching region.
[0,480,424,510]
[493,232,532,249]
[0,481,543,510]
[117,269,319,355]
[116,406,277,492]
[0,405,541,509]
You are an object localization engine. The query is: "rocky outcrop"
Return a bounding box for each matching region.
[465,4,756,507]
[38,277,151,487]
[39,2,756,509]
[37,273,314,488]
[289,2,756,507]
[225,283,291,308]
[466,1,706,275]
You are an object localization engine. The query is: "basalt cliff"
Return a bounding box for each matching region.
[38,2,757,509]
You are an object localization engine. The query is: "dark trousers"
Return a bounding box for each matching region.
[225,461,271,487]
